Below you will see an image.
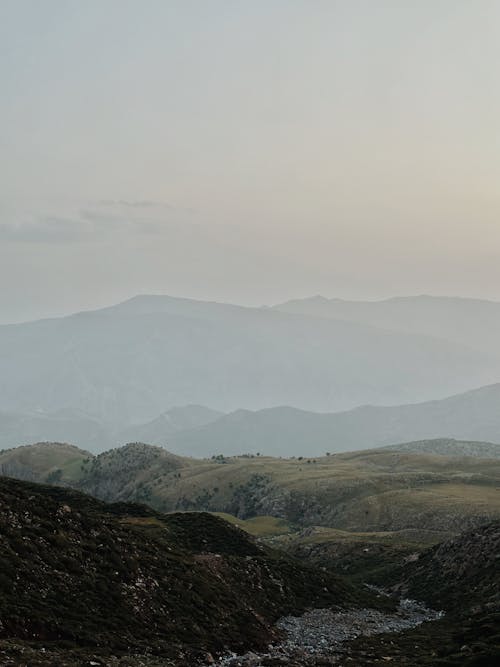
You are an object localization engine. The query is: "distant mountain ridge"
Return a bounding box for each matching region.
[118,405,223,446]
[1,383,500,456]
[0,404,223,453]
[274,294,500,358]
[165,383,500,457]
[1,293,499,426]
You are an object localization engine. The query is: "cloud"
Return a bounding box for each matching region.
[79,208,164,235]
[0,202,192,244]
[0,217,88,243]
[97,199,173,209]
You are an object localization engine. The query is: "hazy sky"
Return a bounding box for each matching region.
[1,0,500,323]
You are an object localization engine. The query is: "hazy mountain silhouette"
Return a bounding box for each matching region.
[118,404,223,445]
[166,383,500,457]
[0,408,108,452]
[275,294,500,358]
[1,294,499,426]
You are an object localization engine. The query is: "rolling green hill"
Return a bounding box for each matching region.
[0,441,92,483]
[2,441,499,537]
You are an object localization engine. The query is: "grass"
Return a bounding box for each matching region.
[212,512,293,536]
[2,442,500,536]
[59,455,89,480]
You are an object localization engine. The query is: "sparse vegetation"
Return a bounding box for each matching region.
[0,476,372,665]
[2,442,500,538]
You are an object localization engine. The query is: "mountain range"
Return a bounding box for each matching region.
[2,382,500,457]
[1,294,500,430]
[165,383,500,456]
[274,293,500,358]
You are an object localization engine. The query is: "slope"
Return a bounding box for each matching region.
[2,442,499,536]
[0,475,364,666]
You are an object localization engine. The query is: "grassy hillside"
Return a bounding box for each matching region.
[2,442,499,536]
[383,437,500,458]
[0,441,91,483]
[0,476,367,666]
[213,512,293,537]
[271,525,447,584]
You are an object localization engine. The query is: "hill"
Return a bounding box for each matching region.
[2,442,500,536]
[0,441,92,483]
[383,437,500,458]
[1,294,499,426]
[398,520,500,613]
[270,519,500,665]
[1,468,499,665]
[339,521,500,666]
[0,475,363,666]
[76,442,192,503]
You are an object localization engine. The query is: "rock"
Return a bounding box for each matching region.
[210,599,442,666]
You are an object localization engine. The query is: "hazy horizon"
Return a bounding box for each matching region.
[3,290,500,327]
[2,0,500,323]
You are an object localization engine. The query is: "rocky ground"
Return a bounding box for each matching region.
[211,599,443,666]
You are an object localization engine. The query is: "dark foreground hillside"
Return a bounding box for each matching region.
[398,521,500,612]
[0,476,367,666]
[344,521,500,666]
[1,476,499,666]
[259,522,500,666]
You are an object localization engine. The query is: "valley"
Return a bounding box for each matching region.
[0,474,498,666]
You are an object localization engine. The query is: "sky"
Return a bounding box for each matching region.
[1,0,500,323]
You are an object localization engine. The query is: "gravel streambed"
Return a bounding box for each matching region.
[210,599,443,666]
